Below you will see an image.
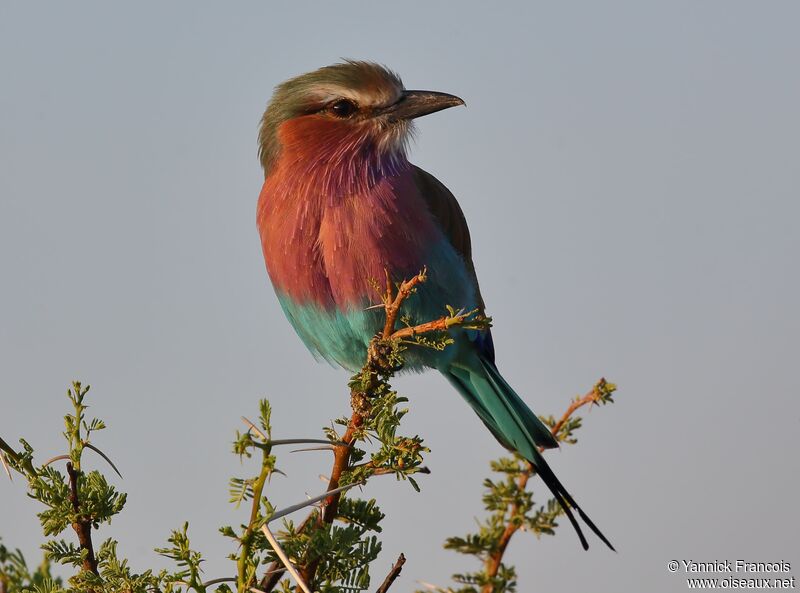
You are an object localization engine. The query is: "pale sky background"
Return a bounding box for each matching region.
[1,2,798,592]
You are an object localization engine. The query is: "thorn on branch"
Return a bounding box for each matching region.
[290,445,336,453]
[43,445,123,479]
[260,523,313,593]
[241,416,269,441]
[0,451,10,481]
[201,577,236,587]
[43,454,71,468]
[258,513,317,592]
[268,438,346,447]
[269,481,365,524]
[85,443,123,478]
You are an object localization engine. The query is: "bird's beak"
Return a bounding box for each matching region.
[381,90,465,122]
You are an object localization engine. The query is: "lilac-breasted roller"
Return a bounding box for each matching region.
[256,61,613,551]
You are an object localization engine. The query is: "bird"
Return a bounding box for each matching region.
[256,60,613,551]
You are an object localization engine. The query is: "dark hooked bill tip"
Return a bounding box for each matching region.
[382,90,465,122]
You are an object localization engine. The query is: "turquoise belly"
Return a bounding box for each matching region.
[274,240,477,372]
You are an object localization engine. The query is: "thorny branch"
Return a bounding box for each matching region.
[66,461,99,577]
[0,269,615,593]
[260,269,487,592]
[375,554,406,593]
[0,436,36,478]
[480,379,613,593]
[381,268,428,339]
[239,440,273,590]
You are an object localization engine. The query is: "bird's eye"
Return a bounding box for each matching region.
[329,99,358,118]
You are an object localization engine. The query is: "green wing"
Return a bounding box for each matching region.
[412,165,486,312]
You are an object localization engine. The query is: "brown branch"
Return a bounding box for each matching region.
[298,375,373,588]
[259,368,374,592]
[374,553,406,593]
[382,268,427,338]
[320,268,475,524]
[66,462,98,577]
[259,560,284,592]
[481,380,610,593]
[550,380,609,437]
[380,267,489,343]
[297,269,454,591]
[264,269,484,592]
[389,310,481,341]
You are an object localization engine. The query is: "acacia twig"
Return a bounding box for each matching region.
[381,268,427,338]
[0,436,36,477]
[481,379,611,592]
[374,553,406,593]
[239,446,272,589]
[268,269,482,592]
[313,270,439,528]
[66,461,99,577]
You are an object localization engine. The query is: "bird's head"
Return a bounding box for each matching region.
[258,61,464,183]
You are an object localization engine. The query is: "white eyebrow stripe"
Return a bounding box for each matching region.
[308,85,402,109]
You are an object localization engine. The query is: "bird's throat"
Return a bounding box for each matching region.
[272,116,410,198]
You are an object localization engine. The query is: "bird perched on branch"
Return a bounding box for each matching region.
[256,61,613,551]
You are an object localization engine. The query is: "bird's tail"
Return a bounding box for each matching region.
[443,351,615,551]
